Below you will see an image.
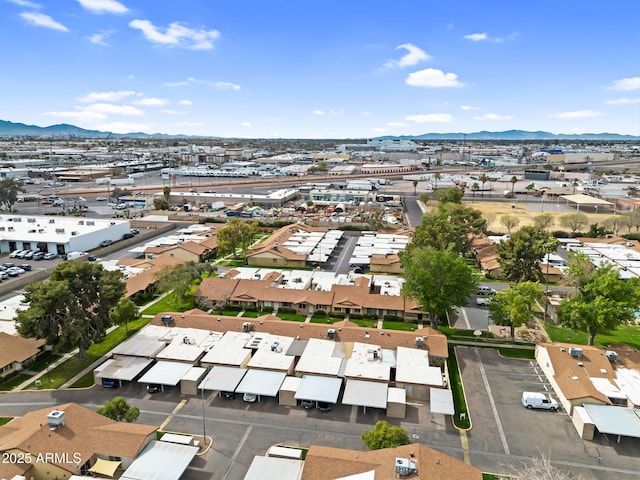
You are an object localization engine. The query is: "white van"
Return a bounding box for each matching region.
[521,391,559,411]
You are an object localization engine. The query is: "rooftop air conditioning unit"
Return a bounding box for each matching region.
[606,350,618,362]
[415,337,425,348]
[271,341,280,352]
[327,329,336,339]
[395,458,417,477]
[47,410,65,428]
[49,219,55,223]
[569,347,583,358]
[78,220,84,225]
[242,322,254,332]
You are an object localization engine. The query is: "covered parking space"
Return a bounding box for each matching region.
[294,375,342,407]
[429,387,455,415]
[120,440,198,480]
[560,194,614,213]
[94,356,154,387]
[137,361,194,391]
[341,379,388,413]
[235,369,287,401]
[582,404,640,443]
[198,365,247,397]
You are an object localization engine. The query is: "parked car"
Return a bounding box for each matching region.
[0,271,8,280]
[2,263,15,269]
[99,240,113,247]
[96,196,108,201]
[16,250,30,258]
[122,232,134,239]
[147,384,162,394]
[316,402,332,412]
[522,391,558,411]
[9,250,23,258]
[32,251,45,260]
[7,268,25,277]
[131,229,140,235]
[23,250,38,259]
[243,393,258,403]
[102,380,118,388]
[221,391,236,400]
[43,253,57,260]
[18,264,32,271]
[300,400,314,409]
[477,286,497,295]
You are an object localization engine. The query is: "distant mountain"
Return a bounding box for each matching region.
[378,129,640,141]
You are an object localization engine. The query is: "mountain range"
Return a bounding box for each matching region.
[0,119,638,141]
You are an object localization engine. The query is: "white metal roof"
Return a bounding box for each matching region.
[112,324,169,358]
[294,375,342,403]
[582,404,640,439]
[235,369,287,397]
[243,455,304,480]
[138,361,194,386]
[342,379,388,409]
[201,345,252,366]
[94,356,153,382]
[120,440,198,480]
[395,347,443,387]
[198,366,247,392]
[181,366,207,382]
[387,387,406,405]
[429,387,455,415]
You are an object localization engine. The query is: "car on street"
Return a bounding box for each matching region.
[43,253,57,260]
[107,202,117,208]
[477,286,497,295]
[99,240,113,247]
[96,196,108,201]
[115,204,127,210]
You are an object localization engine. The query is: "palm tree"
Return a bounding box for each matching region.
[433,172,441,190]
[412,180,419,195]
[510,176,518,194]
[479,174,488,197]
[471,182,479,197]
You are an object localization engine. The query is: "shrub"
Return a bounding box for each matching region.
[261,306,274,313]
[245,305,258,312]
[279,307,297,314]
[383,314,401,322]
[349,313,363,320]
[313,310,327,317]
[329,312,346,319]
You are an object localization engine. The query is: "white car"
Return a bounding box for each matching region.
[96,196,108,201]
[9,250,24,258]
[43,252,57,260]
[243,393,258,403]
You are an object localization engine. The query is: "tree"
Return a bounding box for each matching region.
[111,187,131,200]
[110,297,140,335]
[0,177,26,211]
[489,282,543,341]
[16,262,125,360]
[500,215,520,234]
[559,213,589,236]
[438,187,464,204]
[153,197,169,210]
[400,247,478,329]
[367,210,385,231]
[362,420,410,450]
[433,172,441,190]
[479,174,488,196]
[163,186,171,202]
[496,226,553,283]
[533,214,554,233]
[97,397,140,423]
[559,256,640,345]
[412,179,419,195]
[510,176,518,193]
[470,182,479,197]
[502,454,585,480]
[602,215,622,235]
[156,262,211,309]
[217,218,260,259]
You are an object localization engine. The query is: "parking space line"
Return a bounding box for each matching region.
[159,399,187,431]
[475,349,510,455]
[221,425,252,480]
[459,307,471,329]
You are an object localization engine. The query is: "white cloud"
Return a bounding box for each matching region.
[312,109,342,116]
[312,110,326,116]
[240,121,252,127]
[609,77,640,91]
[133,97,169,106]
[76,0,128,14]
[84,103,145,116]
[165,81,189,87]
[215,81,241,91]
[8,0,41,8]
[42,110,106,121]
[96,122,151,133]
[77,91,136,103]
[20,12,68,31]
[405,113,453,123]
[548,110,603,119]
[386,122,407,127]
[129,19,220,50]
[179,99,193,105]
[606,97,640,105]
[86,30,113,45]
[406,68,463,88]
[460,105,480,110]
[384,43,431,68]
[160,109,182,115]
[474,113,513,120]
[464,33,487,42]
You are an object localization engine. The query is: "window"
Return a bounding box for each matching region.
[298,303,306,309]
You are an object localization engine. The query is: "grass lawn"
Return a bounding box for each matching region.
[310,317,345,324]
[382,321,417,331]
[349,319,378,328]
[26,316,151,390]
[28,353,63,373]
[239,310,261,318]
[0,418,13,426]
[0,374,32,391]
[141,290,197,315]
[448,346,471,429]
[545,323,640,351]
[276,312,307,322]
[69,370,96,389]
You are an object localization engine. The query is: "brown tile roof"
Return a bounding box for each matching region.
[0,403,157,476]
[541,263,563,276]
[0,332,45,368]
[247,223,329,261]
[302,443,482,480]
[124,255,183,297]
[370,253,401,265]
[608,343,640,370]
[195,277,240,302]
[150,312,448,358]
[165,241,209,256]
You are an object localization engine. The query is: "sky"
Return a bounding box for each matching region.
[1,0,639,138]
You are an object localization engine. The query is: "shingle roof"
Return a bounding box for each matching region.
[125,255,183,297]
[0,332,45,369]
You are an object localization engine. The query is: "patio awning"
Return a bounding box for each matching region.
[88,458,121,477]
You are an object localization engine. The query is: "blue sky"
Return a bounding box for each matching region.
[1,0,639,138]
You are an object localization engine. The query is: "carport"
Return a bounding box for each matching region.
[429,387,455,415]
[94,356,154,387]
[582,404,640,443]
[120,440,198,480]
[198,366,247,397]
[235,369,287,401]
[560,194,614,212]
[294,375,342,406]
[342,379,388,413]
[137,361,194,390]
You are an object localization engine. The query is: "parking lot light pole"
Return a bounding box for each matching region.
[201,374,210,448]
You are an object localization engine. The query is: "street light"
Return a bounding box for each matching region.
[201,374,210,449]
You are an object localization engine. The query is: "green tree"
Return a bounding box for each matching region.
[559,262,640,345]
[361,420,410,450]
[367,210,385,231]
[110,297,140,335]
[401,247,477,329]
[438,187,464,204]
[559,213,589,236]
[510,176,518,193]
[163,186,171,202]
[479,174,488,196]
[153,197,169,210]
[412,180,419,195]
[602,216,622,235]
[470,182,479,197]
[217,218,260,258]
[489,281,543,341]
[500,215,520,234]
[16,262,125,360]
[412,204,486,255]
[0,177,26,211]
[533,214,554,233]
[156,262,210,309]
[496,226,552,283]
[97,396,140,423]
[433,172,441,190]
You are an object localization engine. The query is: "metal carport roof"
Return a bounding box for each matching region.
[235,369,287,397]
[582,404,640,440]
[120,440,198,480]
[198,366,247,392]
[95,356,153,382]
[294,375,342,403]
[341,379,388,410]
[430,387,455,415]
[244,455,304,480]
[137,361,193,386]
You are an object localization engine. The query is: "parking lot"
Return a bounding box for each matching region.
[457,347,640,479]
